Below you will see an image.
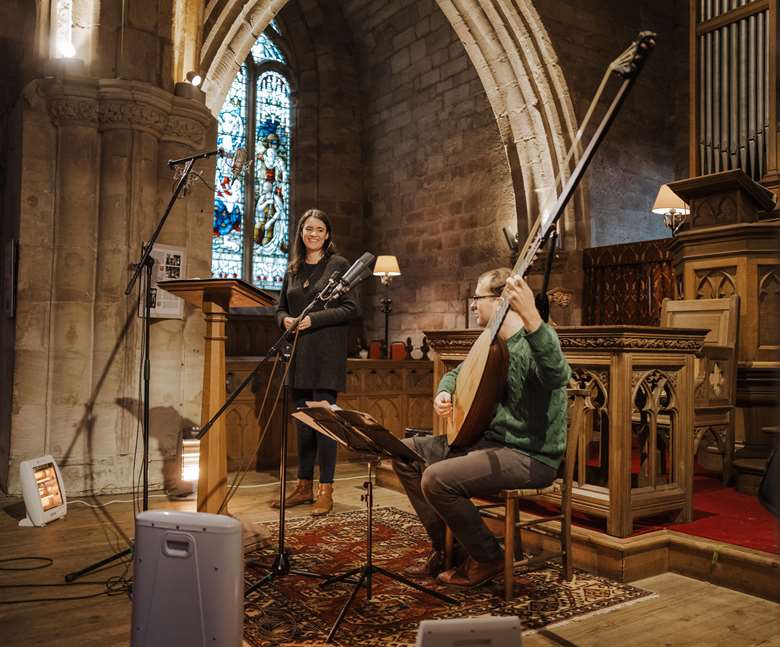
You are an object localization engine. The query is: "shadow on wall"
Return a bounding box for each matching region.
[58,299,137,492]
[116,397,198,492]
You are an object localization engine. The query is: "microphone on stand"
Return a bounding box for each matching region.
[167,146,225,168]
[328,252,376,300]
[231,148,248,182]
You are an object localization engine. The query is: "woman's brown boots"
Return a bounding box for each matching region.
[311,483,334,516]
[270,478,314,509]
[270,479,333,516]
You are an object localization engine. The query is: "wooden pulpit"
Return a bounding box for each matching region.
[158,279,275,513]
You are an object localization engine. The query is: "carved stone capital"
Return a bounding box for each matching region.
[164,96,214,147]
[43,77,99,127]
[97,80,185,138]
[40,78,214,143]
[98,100,169,136]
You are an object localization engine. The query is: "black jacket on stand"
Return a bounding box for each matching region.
[275,254,359,392]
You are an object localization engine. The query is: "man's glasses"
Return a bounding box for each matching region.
[469,294,498,305]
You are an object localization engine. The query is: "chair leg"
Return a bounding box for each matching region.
[444,526,453,571]
[504,498,517,602]
[561,501,572,581]
[513,504,523,561]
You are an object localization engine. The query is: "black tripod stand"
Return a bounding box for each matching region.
[321,459,456,642]
[193,264,370,593]
[65,148,220,584]
[243,346,326,595]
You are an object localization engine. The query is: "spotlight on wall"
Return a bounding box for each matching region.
[186,71,203,87]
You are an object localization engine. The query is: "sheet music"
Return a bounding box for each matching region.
[295,405,425,464]
[290,410,350,447]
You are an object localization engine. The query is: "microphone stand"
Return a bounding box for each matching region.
[64,149,219,584]
[192,272,359,594]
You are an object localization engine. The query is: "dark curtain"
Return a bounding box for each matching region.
[583,239,674,325]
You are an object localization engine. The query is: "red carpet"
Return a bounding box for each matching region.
[633,474,779,554]
[521,473,779,554]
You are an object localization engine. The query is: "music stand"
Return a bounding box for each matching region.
[292,405,458,643]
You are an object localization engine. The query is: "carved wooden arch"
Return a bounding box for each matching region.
[199,0,588,249]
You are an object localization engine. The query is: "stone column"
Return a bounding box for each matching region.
[42,76,101,489]
[6,74,214,495]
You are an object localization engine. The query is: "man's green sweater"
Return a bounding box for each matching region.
[437,322,571,469]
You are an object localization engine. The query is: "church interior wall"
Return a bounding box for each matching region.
[534,0,689,248]
[0,0,698,495]
[339,0,517,344]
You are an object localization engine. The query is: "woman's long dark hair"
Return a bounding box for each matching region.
[288,208,337,275]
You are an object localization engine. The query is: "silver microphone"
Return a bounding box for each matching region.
[231,148,247,182]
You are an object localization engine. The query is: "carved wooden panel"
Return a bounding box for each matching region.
[406,365,434,393]
[344,367,362,392]
[365,367,403,391]
[695,267,737,298]
[569,366,610,488]
[583,239,674,325]
[224,359,435,470]
[426,326,705,537]
[691,194,738,227]
[363,397,403,438]
[631,368,679,488]
[407,396,433,430]
[758,267,780,348]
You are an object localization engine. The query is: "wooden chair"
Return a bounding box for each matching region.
[444,388,587,601]
[660,296,739,483]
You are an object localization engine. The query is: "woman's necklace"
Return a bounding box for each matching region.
[302,252,323,289]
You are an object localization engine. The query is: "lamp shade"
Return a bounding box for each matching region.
[373,255,401,276]
[652,184,690,215]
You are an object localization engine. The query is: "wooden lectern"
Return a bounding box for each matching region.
[158,279,275,513]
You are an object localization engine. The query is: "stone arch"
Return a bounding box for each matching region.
[199,0,587,249]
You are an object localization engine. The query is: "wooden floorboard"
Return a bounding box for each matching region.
[2,464,778,647]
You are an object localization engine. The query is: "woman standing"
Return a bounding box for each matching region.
[273,209,358,516]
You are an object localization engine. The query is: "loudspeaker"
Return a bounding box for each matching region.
[416,616,522,647]
[131,510,243,647]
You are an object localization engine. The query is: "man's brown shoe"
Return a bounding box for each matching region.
[407,550,445,578]
[436,556,503,588]
[270,479,313,509]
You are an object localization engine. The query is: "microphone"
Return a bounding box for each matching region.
[329,252,375,299]
[167,146,224,168]
[231,148,247,182]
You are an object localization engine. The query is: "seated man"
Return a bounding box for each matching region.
[393,268,570,588]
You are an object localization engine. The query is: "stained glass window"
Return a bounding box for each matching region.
[212,64,247,279]
[211,27,292,291]
[251,33,286,65]
[252,72,291,288]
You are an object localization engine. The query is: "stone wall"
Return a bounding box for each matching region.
[335,0,688,349]
[0,0,691,493]
[278,0,364,264]
[340,0,516,347]
[536,0,689,247]
[2,74,215,495]
[0,0,40,491]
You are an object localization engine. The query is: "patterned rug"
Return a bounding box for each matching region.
[244,507,652,646]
